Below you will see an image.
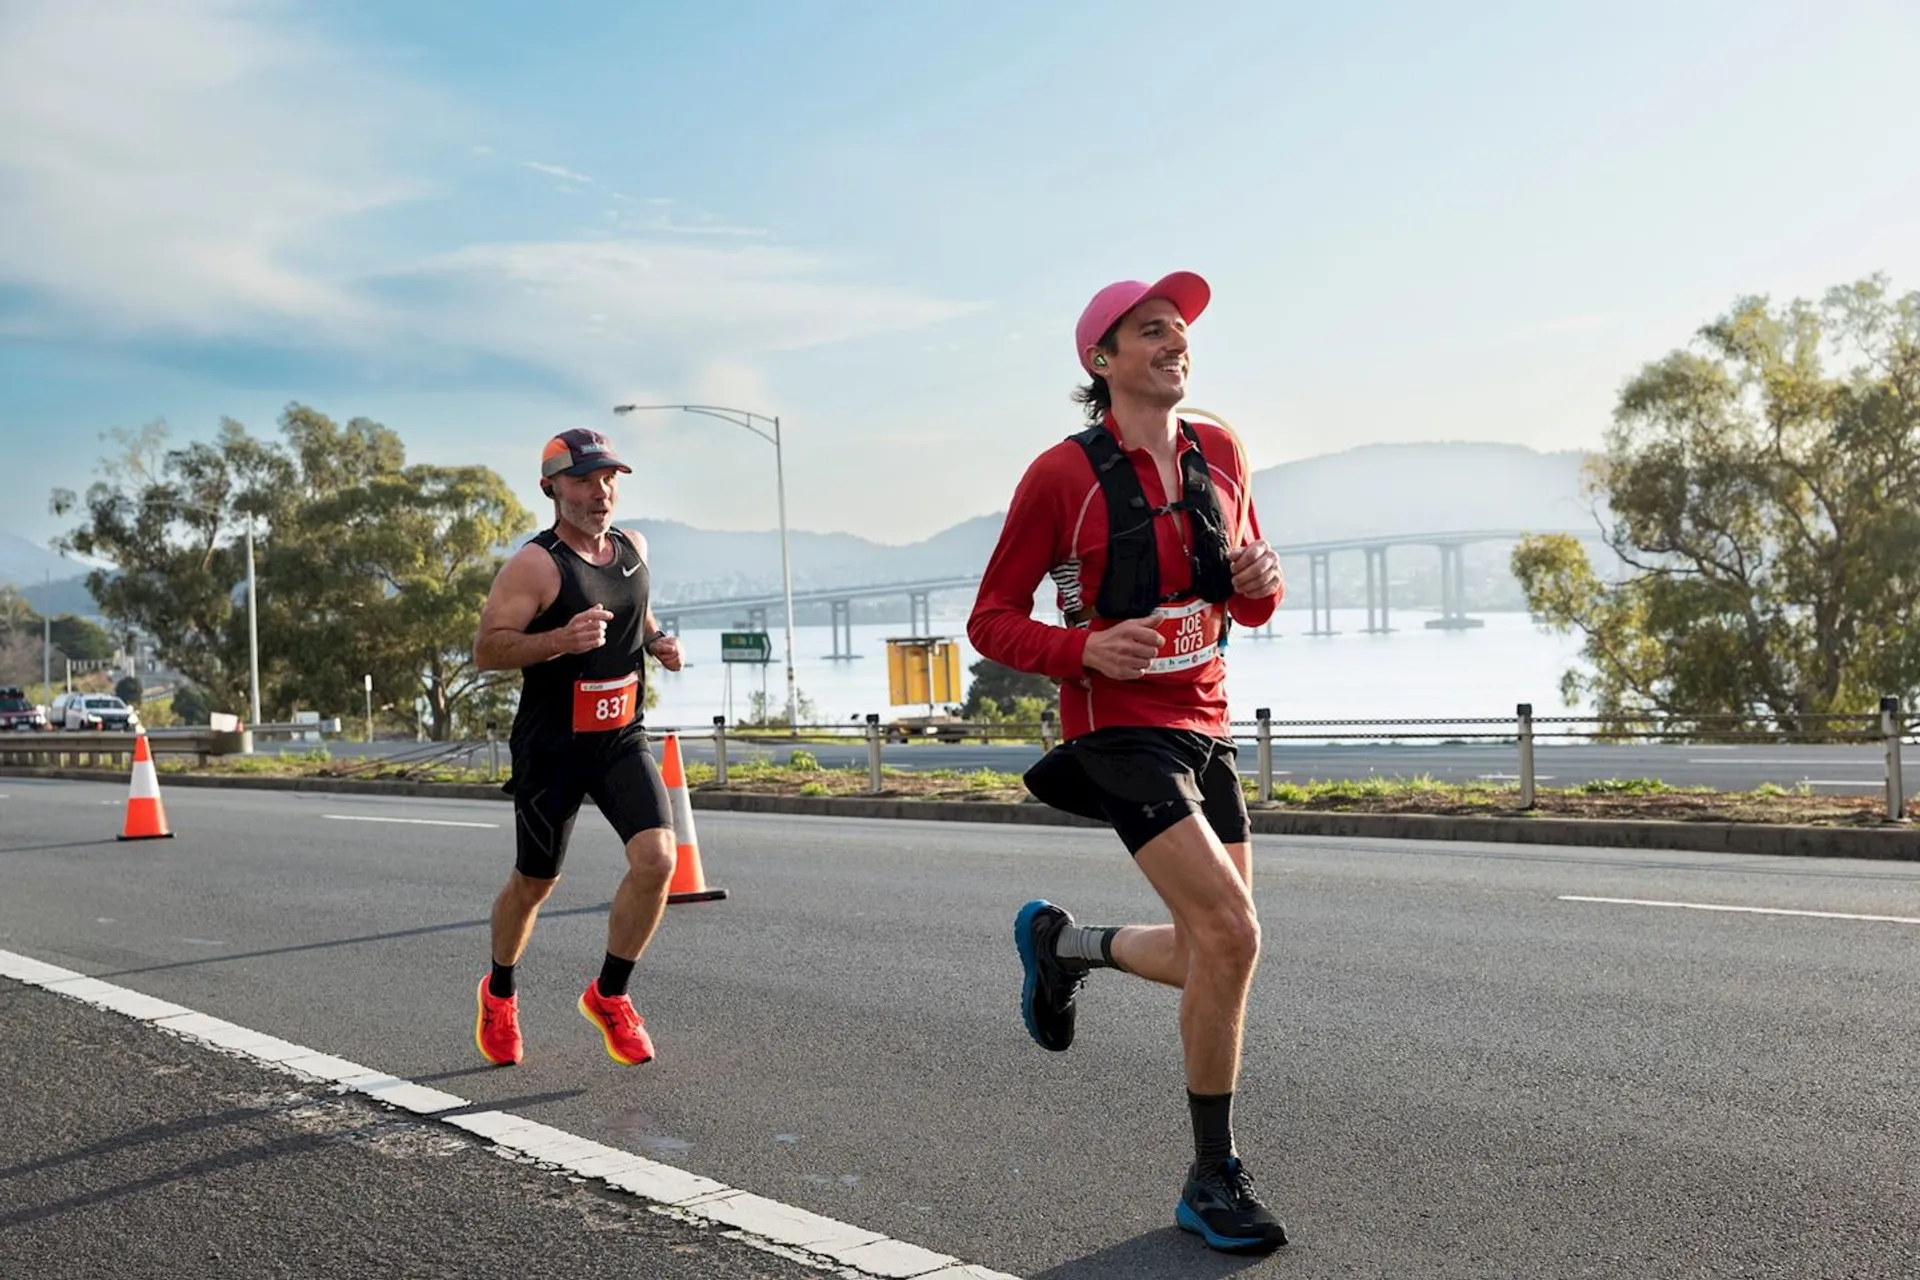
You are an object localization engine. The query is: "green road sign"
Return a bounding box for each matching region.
[720,631,772,664]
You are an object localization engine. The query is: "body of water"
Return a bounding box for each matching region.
[646,605,1591,731]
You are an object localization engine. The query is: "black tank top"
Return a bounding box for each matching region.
[510,526,651,751]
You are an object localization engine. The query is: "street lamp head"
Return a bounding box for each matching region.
[611,404,635,415]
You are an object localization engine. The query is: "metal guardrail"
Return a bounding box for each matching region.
[6,703,1910,821]
[651,698,1918,821]
[0,720,343,767]
[0,728,251,767]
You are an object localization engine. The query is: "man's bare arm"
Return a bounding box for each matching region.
[474,548,566,671]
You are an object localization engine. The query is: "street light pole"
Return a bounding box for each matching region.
[244,519,261,727]
[613,403,799,732]
[769,414,797,736]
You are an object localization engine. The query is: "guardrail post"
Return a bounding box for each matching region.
[712,715,729,787]
[1882,696,1905,822]
[486,723,499,781]
[865,713,883,794]
[1518,702,1536,810]
[1040,709,1056,754]
[1256,707,1273,801]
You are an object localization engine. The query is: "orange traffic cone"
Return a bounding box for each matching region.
[661,732,725,903]
[118,733,174,841]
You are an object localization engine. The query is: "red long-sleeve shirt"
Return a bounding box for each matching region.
[967,415,1278,740]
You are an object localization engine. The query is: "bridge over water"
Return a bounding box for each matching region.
[654,528,1604,657]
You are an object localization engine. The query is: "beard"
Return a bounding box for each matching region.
[557,496,613,533]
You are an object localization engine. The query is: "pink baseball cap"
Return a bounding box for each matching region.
[1075,271,1211,373]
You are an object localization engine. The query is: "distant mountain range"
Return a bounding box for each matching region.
[625,441,1602,603]
[0,534,89,589]
[3,442,1605,618]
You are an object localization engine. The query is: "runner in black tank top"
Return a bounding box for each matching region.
[466,428,687,1072]
[510,524,651,756]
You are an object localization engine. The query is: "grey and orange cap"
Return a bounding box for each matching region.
[540,428,632,483]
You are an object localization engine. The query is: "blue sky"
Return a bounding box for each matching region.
[3,0,1916,549]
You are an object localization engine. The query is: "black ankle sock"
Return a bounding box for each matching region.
[1188,1090,1236,1167]
[489,961,515,999]
[597,953,636,999]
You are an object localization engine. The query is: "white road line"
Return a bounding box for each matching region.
[322,814,499,829]
[0,947,1018,1280]
[1560,896,1920,926]
[1797,780,1882,788]
[1686,758,1879,765]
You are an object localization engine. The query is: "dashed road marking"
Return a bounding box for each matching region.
[1560,896,1920,926]
[322,814,499,829]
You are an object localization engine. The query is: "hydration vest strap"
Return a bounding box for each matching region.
[1068,420,1235,621]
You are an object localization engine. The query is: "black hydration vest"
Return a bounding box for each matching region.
[1069,420,1236,621]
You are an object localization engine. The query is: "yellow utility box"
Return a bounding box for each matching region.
[886,636,963,711]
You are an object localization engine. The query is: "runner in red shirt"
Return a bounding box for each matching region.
[967,272,1290,1254]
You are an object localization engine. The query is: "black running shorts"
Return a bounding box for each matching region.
[1023,726,1250,855]
[506,729,672,880]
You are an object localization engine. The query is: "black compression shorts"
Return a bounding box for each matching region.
[1022,726,1250,855]
[505,730,672,880]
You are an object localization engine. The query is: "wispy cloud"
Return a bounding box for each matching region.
[523,160,595,185]
[0,0,969,397]
[375,238,980,389]
[0,0,440,342]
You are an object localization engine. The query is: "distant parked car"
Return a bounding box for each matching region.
[53,692,142,732]
[0,686,48,731]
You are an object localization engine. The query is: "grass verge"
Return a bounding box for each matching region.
[135,750,1912,827]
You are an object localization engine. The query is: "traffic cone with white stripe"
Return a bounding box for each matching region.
[661,732,725,903]
[118,733,174,841]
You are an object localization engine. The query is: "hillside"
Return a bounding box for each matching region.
[0,535,89,588]
[1,443,1605,619]
[625,441,1601,600]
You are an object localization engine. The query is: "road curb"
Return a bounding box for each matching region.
[3,765,1914,860]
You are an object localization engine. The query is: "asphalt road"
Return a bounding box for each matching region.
[306,735,1905,795]
[4,777,1918,1278]
[1,984,845,1280]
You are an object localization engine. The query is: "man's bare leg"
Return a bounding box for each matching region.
[1123,818,1260,1093]
[578,828,676,1067]
[603,828,676,970]
[491,870,558,969]
[1109,839,1253,991]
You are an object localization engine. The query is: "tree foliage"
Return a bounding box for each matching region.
[54,405,533,739]
[1513,276,1920,729]
[48,616,114,662]
[962,657,1056,719]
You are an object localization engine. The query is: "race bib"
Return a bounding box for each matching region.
[572,673,638,733]
[1144,598,1223,674]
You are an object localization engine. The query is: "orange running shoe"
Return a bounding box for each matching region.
[475,975,523,1065]
[577,981,655,1066]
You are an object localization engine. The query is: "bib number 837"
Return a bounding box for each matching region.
[573,674,639,733]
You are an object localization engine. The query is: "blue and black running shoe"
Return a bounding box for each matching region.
[1176,1157,1289,1253]
[1013,899,1084,1052]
